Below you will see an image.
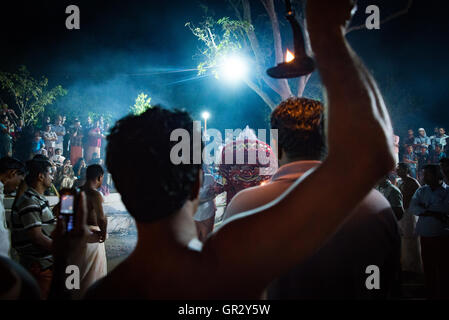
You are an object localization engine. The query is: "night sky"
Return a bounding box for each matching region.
[1,0,448,137]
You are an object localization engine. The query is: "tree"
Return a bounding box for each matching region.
[130,93,152,115]
[0,65,67,125]
[187,0,413,110]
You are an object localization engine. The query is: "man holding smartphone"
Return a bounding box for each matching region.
[10,159,56,299]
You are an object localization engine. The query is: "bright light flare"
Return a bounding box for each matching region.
[201,111,210,120]
[285,49,295,63]
[220,56,248,82]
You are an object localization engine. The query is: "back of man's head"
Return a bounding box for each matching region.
[106,106,201,223]
[423,163,443,183]
[86,164,104,181]
[25,159,52,186]
[0,157,25,176]
[271,97,325,160]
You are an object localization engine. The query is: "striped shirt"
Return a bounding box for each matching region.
[11,188,56,270]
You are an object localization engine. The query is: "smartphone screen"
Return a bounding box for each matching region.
[60,194,75,231]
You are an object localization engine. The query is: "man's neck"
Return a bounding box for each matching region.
[133,202,198,255]
[29,183,46,195]
[83,180,98,190]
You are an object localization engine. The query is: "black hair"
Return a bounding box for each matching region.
[440,157,449,166]
[0,157,26,175]
[397,162,410,173]
[106,106,202,223]
[86,164,104,181]
[423,164,443,180]
[270,97,325,160]
[32,154,49,161]
[25,159,52,185]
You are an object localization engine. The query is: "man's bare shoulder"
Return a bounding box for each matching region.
[82,188,103,202]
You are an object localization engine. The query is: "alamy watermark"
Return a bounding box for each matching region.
[170,122,278,175]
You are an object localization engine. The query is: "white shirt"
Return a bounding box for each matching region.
[408,184,449,237]
[0,181,10,257]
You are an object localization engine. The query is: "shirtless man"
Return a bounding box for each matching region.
[79,164,107,296]
[86,0,395,299]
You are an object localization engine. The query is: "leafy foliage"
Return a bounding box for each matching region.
[186,17,252,79]
[0,65,66,125]
[130,93,152,115]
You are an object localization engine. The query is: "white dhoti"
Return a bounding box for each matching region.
[398,212,423,273]
[78,226,107,297]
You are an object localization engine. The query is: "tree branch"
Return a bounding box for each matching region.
[244,78,276,110]
[260,0,292,99]
[297,74,311,97]
[346,0,413,34]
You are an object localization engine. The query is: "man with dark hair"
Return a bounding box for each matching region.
[224,97,400,299]
[86,1,395,299]
[403,145,418,178]
[409,164,449,298]
[0,157,26,257]
[10,159,55,298]
[403,129,415,151]
[78,164,107,296]
[431,127,448,150]
[430,144,446,164]
[396,162,422,274]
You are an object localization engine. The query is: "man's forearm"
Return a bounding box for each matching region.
[309,26,393,168]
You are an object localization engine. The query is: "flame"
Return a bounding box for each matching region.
[285,49,295,63]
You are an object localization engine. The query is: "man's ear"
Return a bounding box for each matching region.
[190,168,203,201]
[37,172,45,182]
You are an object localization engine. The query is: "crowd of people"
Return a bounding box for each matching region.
[0,1,448,301]
[0,111,111,192]
[0,109,108,167]
[399,127,448,182]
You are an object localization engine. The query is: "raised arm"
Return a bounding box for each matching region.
[201,0,395,297]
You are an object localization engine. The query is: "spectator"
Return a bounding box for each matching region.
[0,115,12,158]
[393,134,400,164]
[431,127,448,150]
[408,164,449,299]
[86,121,104,162]
[396,163,423,274]
[55,159,75,189]
[223,97,400,299]
[31,131,46,157]
[51,116,66,153]
[429,126,440,145]
[73,157,87,179]
[51,148,65,167]
[403,145,418,178]
[403,129,415,150]
[0,157,26,257]
[10,159,55,298]
[69,119,84,166]
[417,145,430,182]
[41,124,57,158]
[429,144,446,164]
[414,128,431,153]
[78,164,107,297]
[376,176,404,221]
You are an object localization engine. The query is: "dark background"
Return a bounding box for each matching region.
[0,0,448,138]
